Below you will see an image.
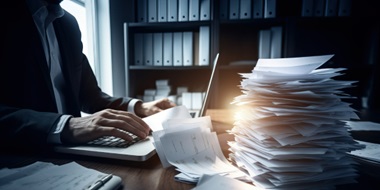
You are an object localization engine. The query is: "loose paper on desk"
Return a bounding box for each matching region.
[346,120,380,131]
[349,140,380,163]
[192,174,259,190]
[346,121,380,166]
[143,105,192,132]
[0,161,121,190]
[152,115,249,183]
[143,105,193,167]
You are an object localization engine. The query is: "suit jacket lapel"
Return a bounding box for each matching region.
[28,12,57,109]
[53,18,81,116]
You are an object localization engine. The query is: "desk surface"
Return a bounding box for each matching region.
[0,132,233,190]
[1,122,380,190]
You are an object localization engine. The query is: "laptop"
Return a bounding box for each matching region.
[54,53,220,161]
[191,53,219,118]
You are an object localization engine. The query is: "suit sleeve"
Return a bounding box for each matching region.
[0,105,62,149]
[55,10,133,114]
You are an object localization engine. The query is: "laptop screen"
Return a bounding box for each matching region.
[198,53,220,118]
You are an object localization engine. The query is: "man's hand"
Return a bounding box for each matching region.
[134,98,176,117]
[60,109,151,144]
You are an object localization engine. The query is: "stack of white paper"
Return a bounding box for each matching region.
[148,106,249,184]
[228,55,365,189]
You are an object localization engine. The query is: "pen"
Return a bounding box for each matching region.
[88,174,113,190]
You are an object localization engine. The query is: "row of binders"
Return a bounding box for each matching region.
[136,0,352,23]
[220,0,352,20]
[133,26,210,66]
[302,0,352,17]
[220,0,277,20]
[136,0,210,23]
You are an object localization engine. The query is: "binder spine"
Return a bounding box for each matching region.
[154,32,163,66]
[148,0,158,22]
[178,0,189,22]
[198,26,210,66]
[158,0,168,22]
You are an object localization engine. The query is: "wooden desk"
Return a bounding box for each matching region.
[1,122,379,190]
[0,131,233,190]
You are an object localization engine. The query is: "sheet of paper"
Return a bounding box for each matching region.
[151,130,171,168]
[349,140,380,162]
[143,105,192,131]
[346,121,380,131]
[0,161,54,185]
[152,115,249,183]
[193,174,259,190]
[0,162,111,190]
[254,54,334,74]
[162,116,213,132]
[160,127,209,161]
[153,117,211,167]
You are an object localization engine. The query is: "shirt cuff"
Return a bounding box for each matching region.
[47,115,72,144]
[128,98,142,114]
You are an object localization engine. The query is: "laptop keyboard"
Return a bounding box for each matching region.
[86,134,140,148]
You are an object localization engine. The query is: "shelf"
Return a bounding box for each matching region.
[126,21,211,32]
[129,65,211,70]
[129,65,254,71]
[219,17,286,26]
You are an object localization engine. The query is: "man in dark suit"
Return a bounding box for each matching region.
[0,0,175,149]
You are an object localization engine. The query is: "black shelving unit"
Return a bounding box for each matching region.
[123,0,379,111]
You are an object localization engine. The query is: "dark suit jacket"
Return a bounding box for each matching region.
[0,1,132,147]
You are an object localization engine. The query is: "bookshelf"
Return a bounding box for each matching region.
[122,0,379,111]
